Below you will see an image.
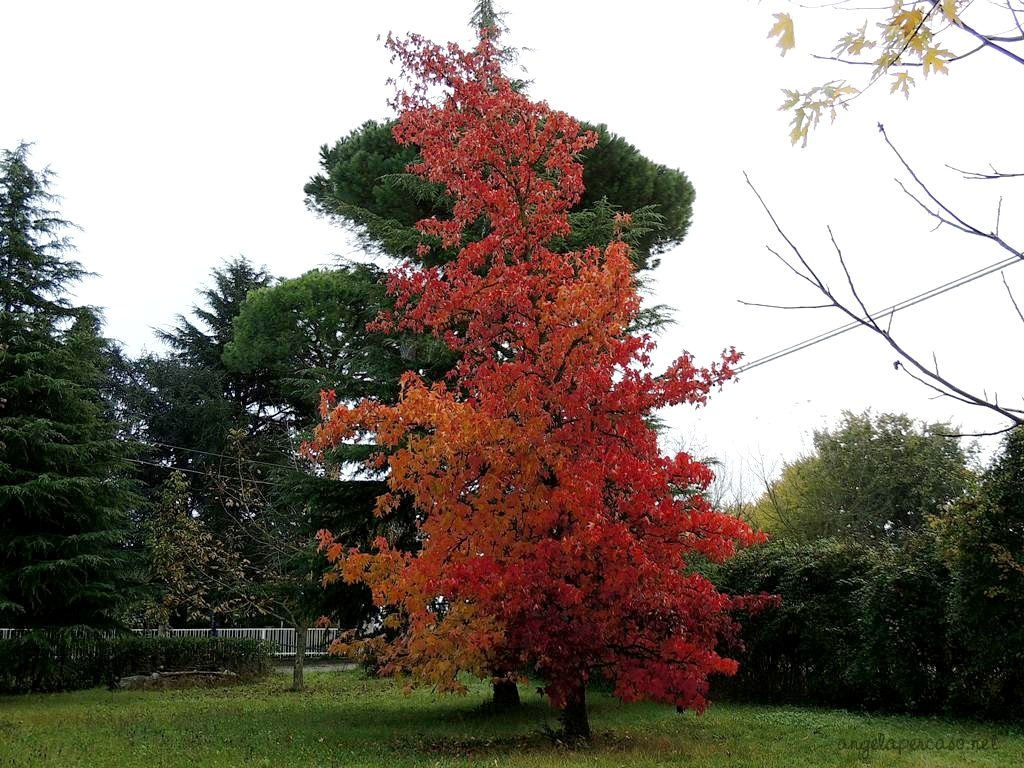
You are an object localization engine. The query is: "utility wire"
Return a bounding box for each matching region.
[140,440,298,471]
[125,457,284,487]
[736,254,1023,374]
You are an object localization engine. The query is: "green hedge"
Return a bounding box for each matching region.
[710,531,1021,719]
[710,538,878,710]
[0,630,274,694]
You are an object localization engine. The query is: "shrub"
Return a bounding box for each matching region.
[0,629,273,694]
[849,531,950,713]
[711,516,1023,720]
[710,538,875,708]
[934,428,1024,719]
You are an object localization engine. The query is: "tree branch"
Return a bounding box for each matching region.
[880,124,1023,262]
[926,0,1024,67]
[745,140,1024,428]
[945,163,1024,180]
[1003,272,1024,324]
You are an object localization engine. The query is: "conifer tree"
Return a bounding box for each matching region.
[0,144,140,628]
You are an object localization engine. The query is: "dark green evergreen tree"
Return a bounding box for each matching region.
[157,257,276,437]
[116,258,276,498]
[222,265,441,686]
[305,120,692,273]
[225,264,452,415]
[0,143,139,628]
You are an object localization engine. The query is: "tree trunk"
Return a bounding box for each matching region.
[560,682,590,742]
[491,677,521,707]
[291,622,307,692]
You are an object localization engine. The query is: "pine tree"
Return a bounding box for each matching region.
[304,7,695,276]
[0,144,139,628]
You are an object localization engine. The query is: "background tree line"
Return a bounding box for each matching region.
[710,410,1023,719]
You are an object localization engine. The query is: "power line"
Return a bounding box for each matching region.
[125,457,284,487]
[736,254,1023,374]
[140,440,297,471]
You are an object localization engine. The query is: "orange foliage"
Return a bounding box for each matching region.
[308,29,766,712]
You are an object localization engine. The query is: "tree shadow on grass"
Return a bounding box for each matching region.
[147,676,680,763]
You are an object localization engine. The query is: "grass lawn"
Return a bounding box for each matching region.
[0,671,1020,767]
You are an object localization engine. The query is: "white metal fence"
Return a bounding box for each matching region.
[132,628,342,656]
[1,628,342,657]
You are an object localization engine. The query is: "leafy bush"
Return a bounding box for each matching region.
[711,513,1023,719]
[935,428,1024,718]
[710,538,876,709]
[0,629,273,694]
[849,532,950,713]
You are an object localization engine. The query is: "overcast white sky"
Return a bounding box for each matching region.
[3,1,1021,495]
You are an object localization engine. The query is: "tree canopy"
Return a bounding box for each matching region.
[305,119,694,273]
[225,264,452,415]
[748,410,973,542]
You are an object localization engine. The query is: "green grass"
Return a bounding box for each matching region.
[0,671,1020,767]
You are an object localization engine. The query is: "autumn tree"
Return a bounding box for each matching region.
[310,31,765,740]
[305,5,698,707]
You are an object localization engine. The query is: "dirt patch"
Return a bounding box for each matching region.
[272,661,357,674]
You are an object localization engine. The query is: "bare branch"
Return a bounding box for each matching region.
[745,147,1024,428]
[830,225,873,322]
[1004,272,1024,324]
[1012,0,1024,38]
[892,178,974,236]
[745,173,833,292]
[894,359,986,407]
[934,424,1019,438]
[881,124,1024,262]
[765,244,821,289]
[945,164,1024,180]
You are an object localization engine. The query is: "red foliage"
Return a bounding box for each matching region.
[310,30,766,713]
